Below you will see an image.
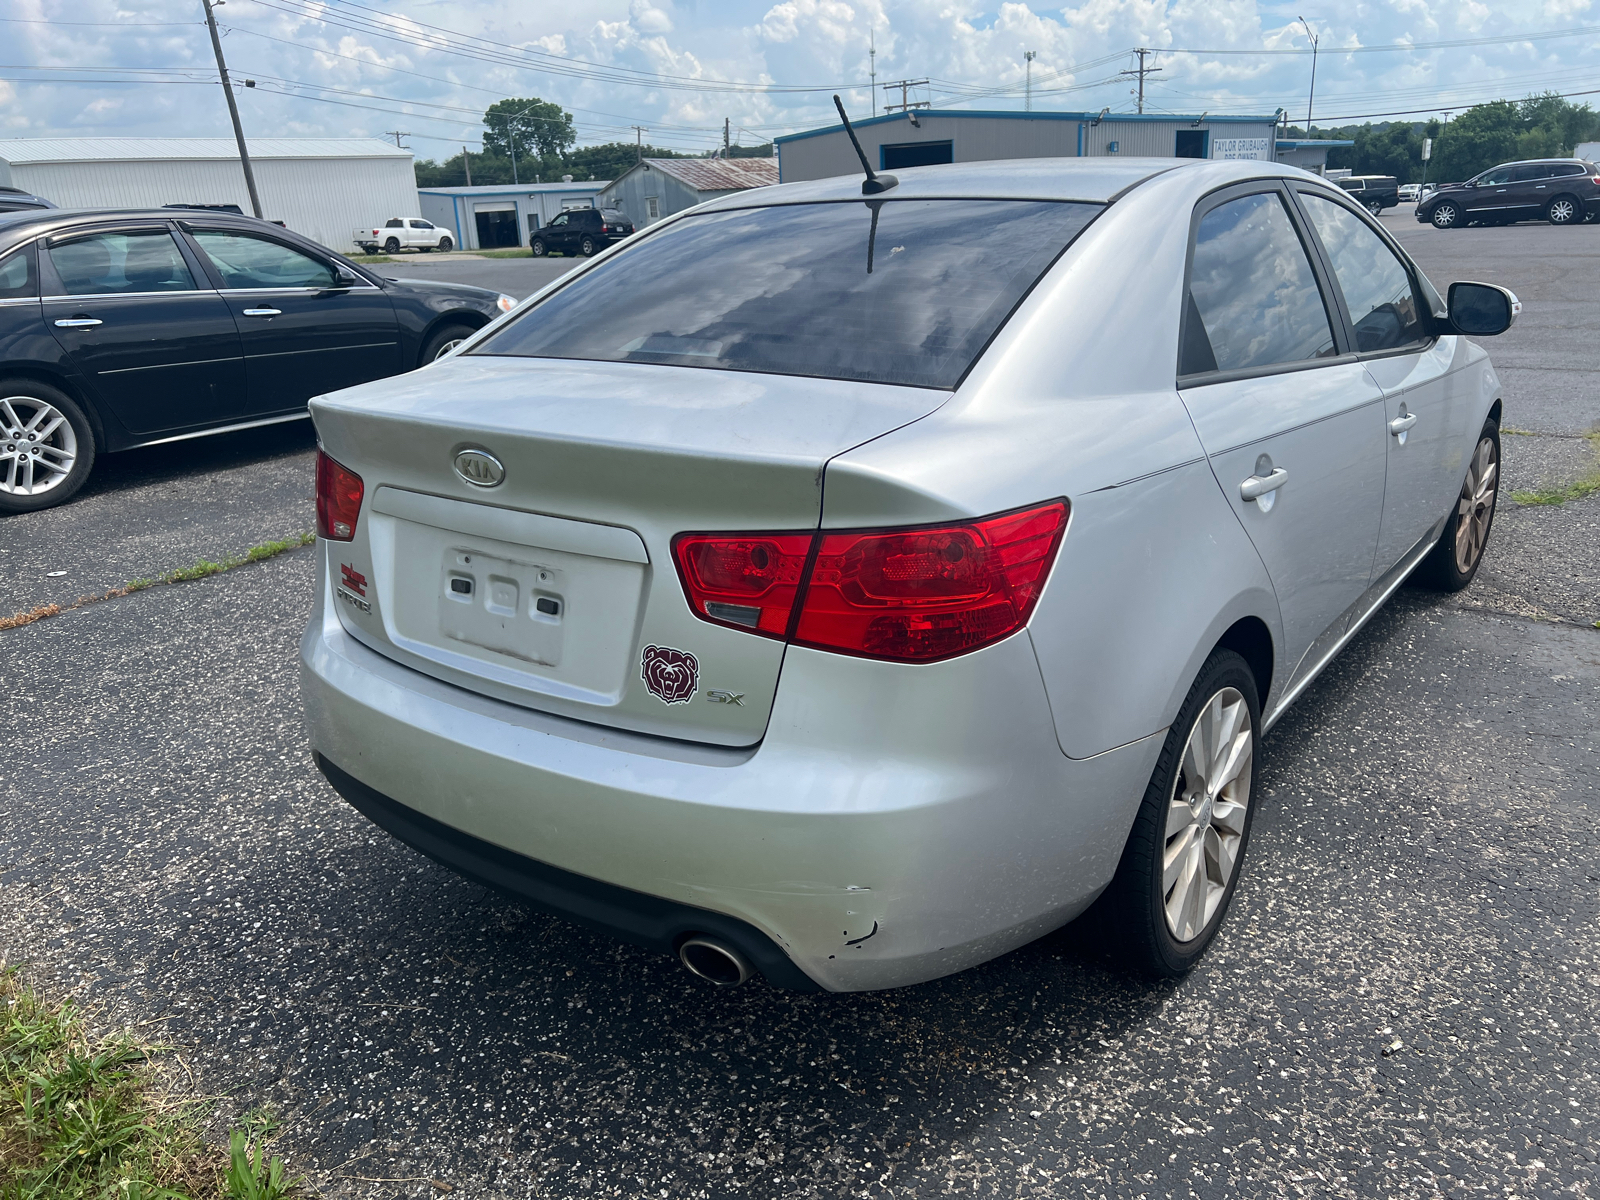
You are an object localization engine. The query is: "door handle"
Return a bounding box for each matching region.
[1389,413,1419,436]
[241,307,282,317]
[53,318,102,328]
[1239,468,1288,501]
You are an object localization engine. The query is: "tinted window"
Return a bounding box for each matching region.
[601,209,626,221]
[1300,194,1426,352]
[1337,179,1362,192]
[1475,167,1512,186]
[1555,163,1588,177]
[385,219,404,228]
[1509,165,1544,182]
[475,199,1098,389]
[1182,192,1336,376]
[0,244,36,299]
[191,231,336,289]
[549,214,568,227]
[50,230,195,295]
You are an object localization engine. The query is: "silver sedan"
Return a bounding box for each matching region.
[300,157,1516,991]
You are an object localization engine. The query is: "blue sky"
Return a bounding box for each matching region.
[3,0,1598,156]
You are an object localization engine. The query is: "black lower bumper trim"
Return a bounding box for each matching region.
[314,753,821,992]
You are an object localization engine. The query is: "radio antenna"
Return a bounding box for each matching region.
[832,94,897,195]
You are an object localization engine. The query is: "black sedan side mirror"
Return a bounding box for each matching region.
[1448,281,1521,336]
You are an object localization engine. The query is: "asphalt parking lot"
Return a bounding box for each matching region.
[2,212,1598,1199]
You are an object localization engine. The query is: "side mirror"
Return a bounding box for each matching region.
[1448,281,1521,336]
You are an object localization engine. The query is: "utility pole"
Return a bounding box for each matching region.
[1024,50,1036,112]
[631,125,647,163]
[869,30,877,97]
[882,79,930,114]
[462,145,472,186]
[385,130,411,149]
[200,0,262,219]
[1117,48,1161,115]
[724,117,731,158]
[1299,16,1319,134]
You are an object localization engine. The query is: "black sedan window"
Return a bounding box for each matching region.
[190,231,336,290]
[0,244,35,298]
[50,230,196,295]
[474,199,1098,389]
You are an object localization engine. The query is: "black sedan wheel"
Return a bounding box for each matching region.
[420,322,477,366]
[580,236,599,257]
[0,381,96,515]
[1430,202,1462,229]
[531,238,548,257]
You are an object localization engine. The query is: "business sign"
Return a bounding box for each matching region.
[1211,137,1272,161]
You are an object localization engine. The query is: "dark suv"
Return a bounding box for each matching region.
[1335,175,1399,215]
[530,207,635,257]
[1417,159,1600,228]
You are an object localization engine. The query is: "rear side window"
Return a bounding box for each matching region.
[1299,194,1426,352]
[474,199,1099,389]
[49,230,196,295]
[1181,192,1336,376]
[0,244,36,299]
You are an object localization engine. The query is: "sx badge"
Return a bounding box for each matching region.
[640,644,698,705]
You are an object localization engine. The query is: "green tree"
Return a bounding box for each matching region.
[565,141,692,181]
[483,97,576,160]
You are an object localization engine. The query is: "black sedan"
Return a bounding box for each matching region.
[0,208,515,513]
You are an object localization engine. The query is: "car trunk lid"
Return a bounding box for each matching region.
[311,355,947,746]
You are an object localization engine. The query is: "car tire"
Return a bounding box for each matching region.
[1547,195,1581,226]
[420,322,477,366]
[1100,647,1261,978]
[0,380,97,515]
[1367,199,1384,216]
[1430,202,1461,229]
[1412,419,1500,593]
[384,237,401,254]
[531,238,548,257]
[361,247,378,256]
[580,236,598,257]
[438,236,453,252]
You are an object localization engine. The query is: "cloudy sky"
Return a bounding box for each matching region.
[3,0,1598,156]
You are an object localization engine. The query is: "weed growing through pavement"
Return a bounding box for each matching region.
[0,965,299,1199]
[1510,431,1600,507]
[0,534,315,632]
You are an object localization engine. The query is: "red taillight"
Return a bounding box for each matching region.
[315,450,364,541]
[672,500,1069,663]
[672,533,813,636]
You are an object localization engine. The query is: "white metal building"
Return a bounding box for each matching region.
[597,158,778,227]
[417,181,610,251]
[1274,138,1355,175]
[774,110,1281,183]
[0,137,418,250]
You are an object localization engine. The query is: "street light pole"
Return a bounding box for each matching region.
[200,0,263,219]
[1298,16,1319,135]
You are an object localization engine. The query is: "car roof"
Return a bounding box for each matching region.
[0,206,312,255]
[693,157,1311,213]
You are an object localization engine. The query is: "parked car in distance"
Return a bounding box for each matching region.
[1336,175,1400,214]
[302,157,1518,993]
[529,207,635,258]
[0,186,55,213]
[1398,183,1421,202]
[0,207,515,513]
[1417,158,1600,228]
[354,217,454,255]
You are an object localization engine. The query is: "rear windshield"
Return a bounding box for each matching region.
[472,199,1100,389]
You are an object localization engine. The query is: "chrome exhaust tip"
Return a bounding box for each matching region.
[678,937,754,986]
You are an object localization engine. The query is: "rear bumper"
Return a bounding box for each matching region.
[300,550,1160,991]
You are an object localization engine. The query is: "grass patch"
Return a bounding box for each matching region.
[1,533,315,633]
[469,248,533,259]
[338,253,395,264]
[1510,430,1600,507]
[0,966,298,1199]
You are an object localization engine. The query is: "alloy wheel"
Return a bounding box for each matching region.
[1162,687,1253,943]
[1549,199,1577,225]
[0,395,78,497]
[1454,435,1498,575]
[432,339,465,361]
[1432,204,1459,228]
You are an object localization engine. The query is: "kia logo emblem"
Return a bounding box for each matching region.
[453,449,505,488]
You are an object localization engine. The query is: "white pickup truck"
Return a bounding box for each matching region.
[353,217,454,255]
